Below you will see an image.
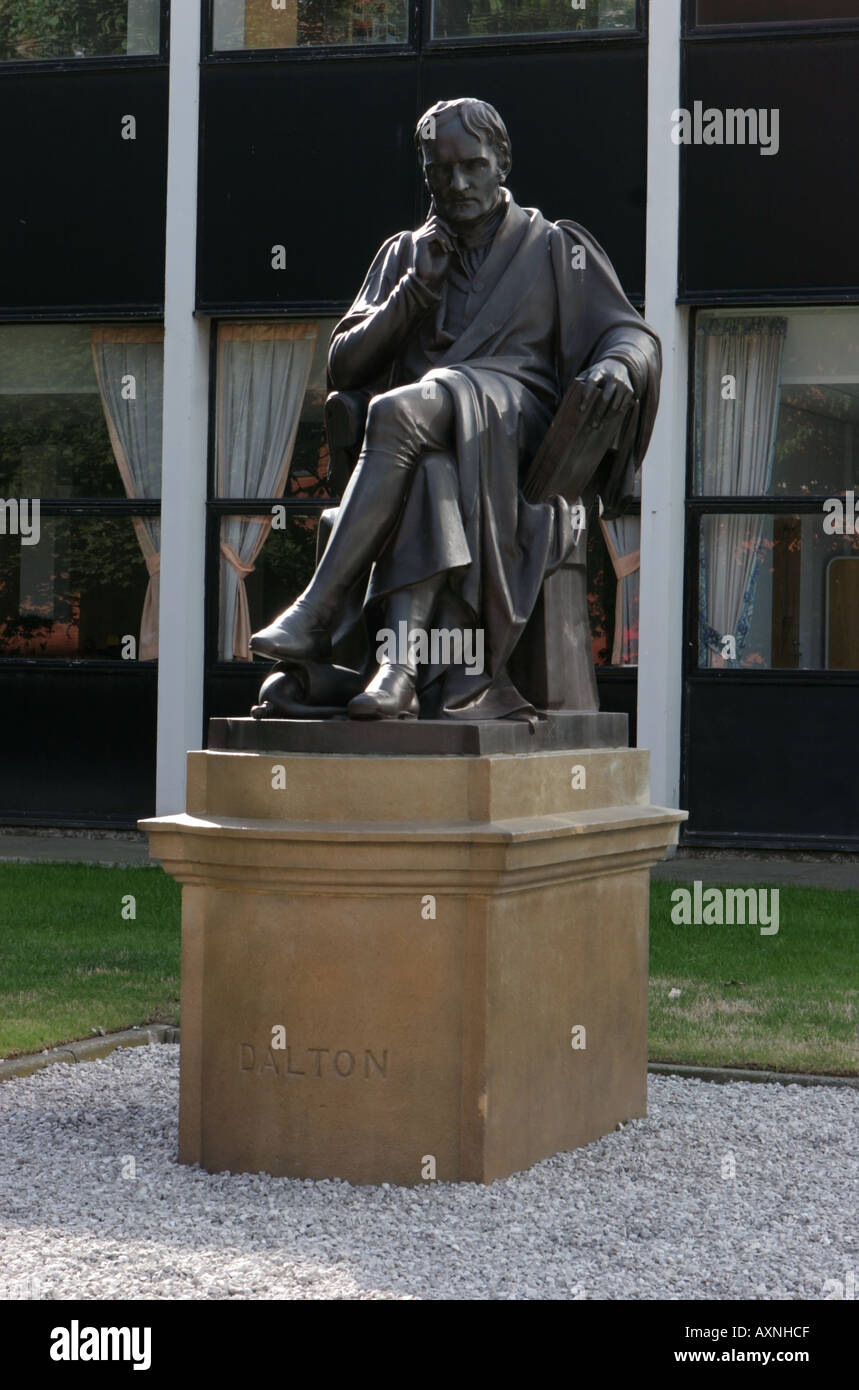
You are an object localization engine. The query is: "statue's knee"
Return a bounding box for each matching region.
[366,390,408,433]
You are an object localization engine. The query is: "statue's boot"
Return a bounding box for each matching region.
[348,575,442,719]
[249,453,413,662]
[347,663,419,720]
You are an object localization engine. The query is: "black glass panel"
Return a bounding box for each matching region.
[198,62,418,309]
[696,0,859,23]
[0,71,168,311]
[0,664,157,825]
[681,41,859,296]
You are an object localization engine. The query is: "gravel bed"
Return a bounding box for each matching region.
[0,1045,855,1301]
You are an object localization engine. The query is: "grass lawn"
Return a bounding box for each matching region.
[0,862,180,1059]
[0,863,856,1075]
[650,881,858,1076]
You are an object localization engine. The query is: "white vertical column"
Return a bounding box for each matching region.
[156,1,209,816]
[639,0,688,813]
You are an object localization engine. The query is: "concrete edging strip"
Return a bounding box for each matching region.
[648,1061,859,1089]
[1,1027,856,1090]
[0,1025,179,1081]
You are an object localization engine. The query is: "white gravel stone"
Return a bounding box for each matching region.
[0,1044,855,1301]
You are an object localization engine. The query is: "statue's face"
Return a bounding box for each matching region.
[421,116,506,228]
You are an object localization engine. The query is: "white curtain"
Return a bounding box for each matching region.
[696,316,787,666]
[91,326,164,659]
[600,514,640,665]
[216,323,317,659]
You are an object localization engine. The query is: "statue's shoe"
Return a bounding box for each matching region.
[249,604,331,662]
[347,664,418,720]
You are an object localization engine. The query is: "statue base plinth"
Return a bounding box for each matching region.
[210,709,626,756]
[141,742,685,1185]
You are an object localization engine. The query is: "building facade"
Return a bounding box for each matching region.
[0,0,857,849]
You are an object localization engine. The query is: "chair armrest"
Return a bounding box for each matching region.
[325,390,368,495]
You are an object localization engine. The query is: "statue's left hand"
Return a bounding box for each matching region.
[577,358,635,430]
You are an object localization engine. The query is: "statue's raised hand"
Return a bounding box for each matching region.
[414,216,454,293]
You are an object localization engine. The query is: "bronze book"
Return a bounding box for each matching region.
[522,376,634,505]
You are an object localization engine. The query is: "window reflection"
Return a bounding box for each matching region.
[430,0,636,40]
[0,516,152,659]
[699,513,859,670]
[212,0,409,49]
[0,0,161,61]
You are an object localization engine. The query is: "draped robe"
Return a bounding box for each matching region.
[326,189,661,718]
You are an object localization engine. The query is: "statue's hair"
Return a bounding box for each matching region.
[414,98,512,177]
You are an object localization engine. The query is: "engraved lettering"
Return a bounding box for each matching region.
[307,1047,329,1077]
[364,1049,388,1078]
[285,1046,305,1077]
[261,1047,278,1074]
[240,1043,389,1078]
[333,1049,354,1077]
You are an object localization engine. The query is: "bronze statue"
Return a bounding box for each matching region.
[250,97,660,721]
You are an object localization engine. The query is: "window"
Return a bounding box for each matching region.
[210,318,338,661]
[693,1,859,25]
[0,323,163,659]
[692,308,859,670]
[211,0,409,49]
[587,491,640,668]
[430,0,636,40]
[0,0,162,62]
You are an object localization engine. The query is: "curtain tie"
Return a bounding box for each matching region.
[145,553,161,577]
[220,542,256,579]
[615,550,640,580]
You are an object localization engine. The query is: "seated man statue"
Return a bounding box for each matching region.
[250,97,660,720]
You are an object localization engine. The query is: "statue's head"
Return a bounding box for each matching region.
[414,98,511,229]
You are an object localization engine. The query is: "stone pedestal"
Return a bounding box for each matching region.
[141,739,685,1186]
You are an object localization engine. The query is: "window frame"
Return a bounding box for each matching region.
[0,0,169,74]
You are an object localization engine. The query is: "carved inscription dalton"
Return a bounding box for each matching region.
[240,1044,388,1079]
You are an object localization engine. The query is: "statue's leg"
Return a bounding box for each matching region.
[250,382,454,663]
[347,574,444,720]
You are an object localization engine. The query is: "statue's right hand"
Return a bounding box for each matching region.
[413,217,454,292]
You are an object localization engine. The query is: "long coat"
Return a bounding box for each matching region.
[326,190,661,718]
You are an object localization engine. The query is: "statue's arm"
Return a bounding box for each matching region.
[328,234,441,391]
[549,221,662,515]
[550,221,661,397]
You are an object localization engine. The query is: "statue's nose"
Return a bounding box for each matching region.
[450,166,470,191]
